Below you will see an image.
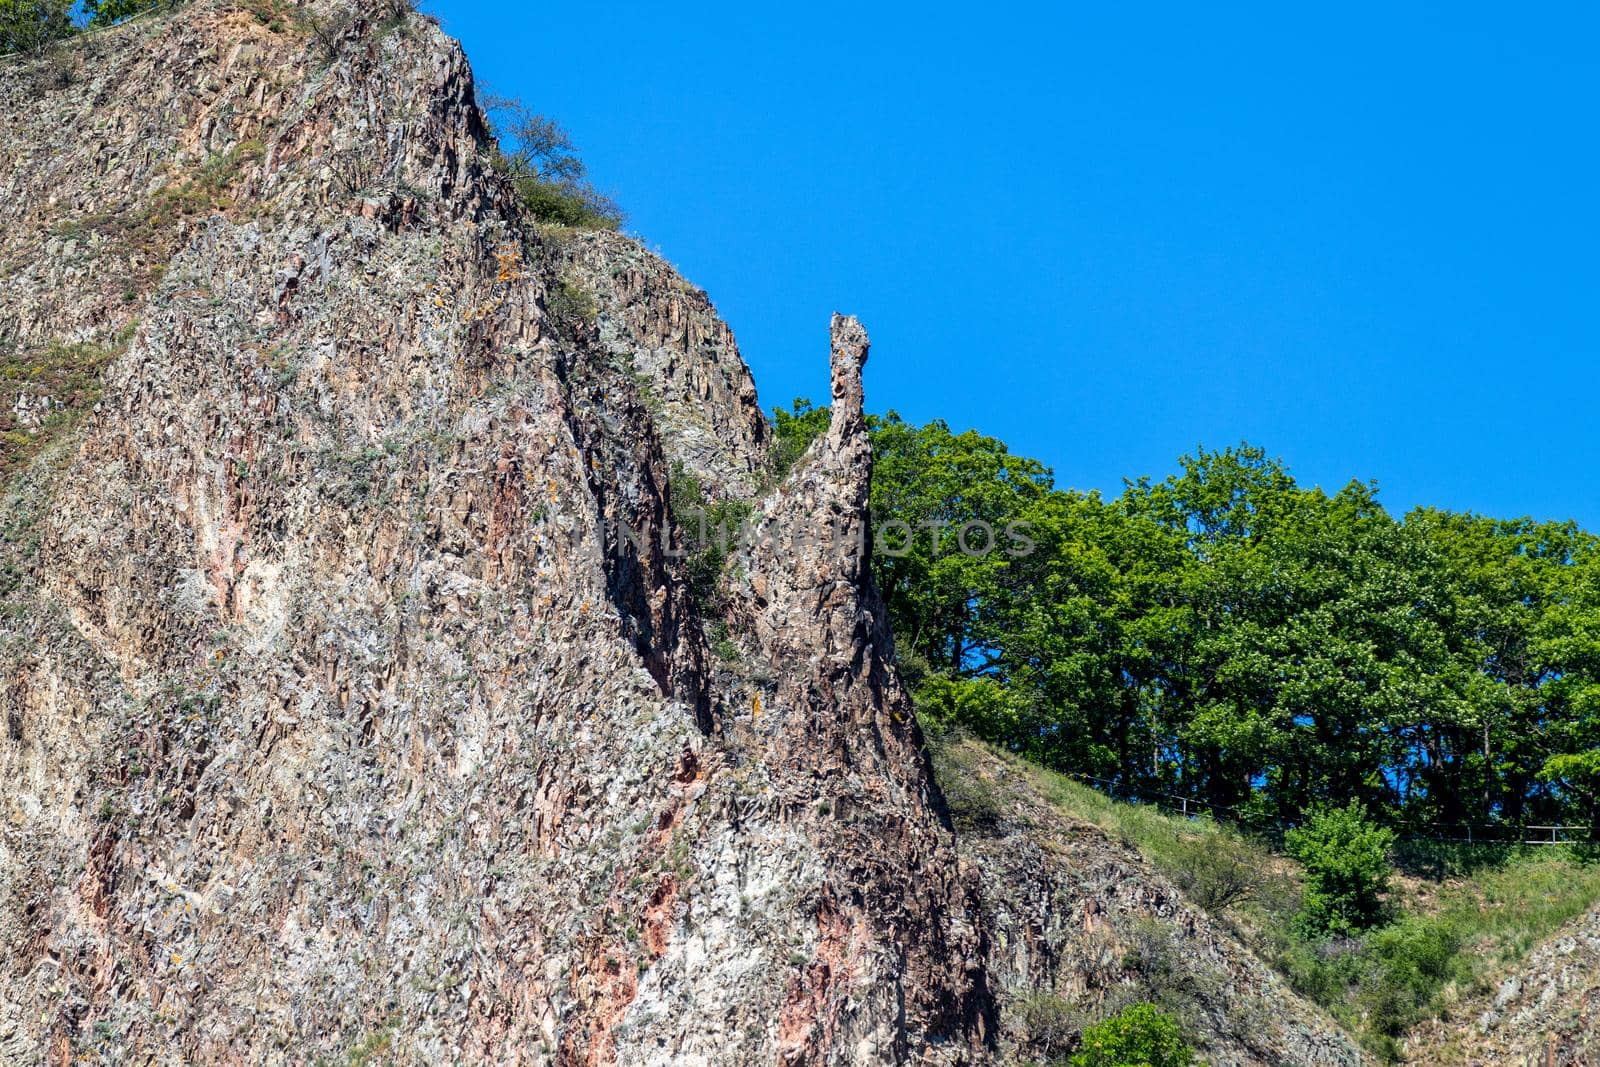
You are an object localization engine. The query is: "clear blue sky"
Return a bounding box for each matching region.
[426,1,1598,528]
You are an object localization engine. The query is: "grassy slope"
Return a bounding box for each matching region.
[932,731,1600,1063]
[930,734,1363,1066]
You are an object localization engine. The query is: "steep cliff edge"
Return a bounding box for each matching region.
[2,4,1356,1064]
[0,5,988,1062]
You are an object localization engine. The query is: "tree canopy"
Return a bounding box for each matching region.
[0,0,72,53]
[774,399,1600,837]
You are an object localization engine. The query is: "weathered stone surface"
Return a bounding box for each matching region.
[714,315,995,1063]
[0,3,1374,1065]
[560,231,770,501]
[0,5,986,1063]
[1406,902,1600,1065]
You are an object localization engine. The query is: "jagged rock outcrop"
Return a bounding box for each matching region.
[0,5,988,1063]
[1,4,1362,1065]
[710,316,994,1062]
[1406,902,1600,1066]
[560,232,770,500]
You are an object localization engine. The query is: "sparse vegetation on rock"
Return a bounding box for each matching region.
[483,94,623,230]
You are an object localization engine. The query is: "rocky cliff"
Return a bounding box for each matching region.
[1406,902,1600,1066]
[1,4,1358,1064]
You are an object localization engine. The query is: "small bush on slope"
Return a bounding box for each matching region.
[667,463,752,613]
[1276,847,1600,1060]
[1284,801,1396,937]
[1069,1003,1194,1067]
[481,95,622,230]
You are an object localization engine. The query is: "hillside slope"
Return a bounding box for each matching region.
[932,736,1363,1066]
[2,3,1364,1064]
[1406,902,1600,1066]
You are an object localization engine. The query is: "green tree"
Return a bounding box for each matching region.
[1070,1003,1194,1067]
[1540,751,1600,837]
[974,486,1154,781]
[1413,512,1600,830]
[867,411,1053,676]
[863,412,1149,779]
[1533,531,1600,834]
[770,397,831,478]
[1285,801,1396,936]
[0,0,73,53]
[1119,446,1451,823]
[790,397,1600,839]
[82,0,153,27]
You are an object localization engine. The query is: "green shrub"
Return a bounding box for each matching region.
[1284,801,1395,936]
[668,464,752,613]
[913,674,1027,741]
[547,280,597,331]
[1015,990,1080,1063]
[1359,917,1461,1043]
[511,176,620,230]
[1169,826,1272,913]
[483,95,622,230]
[1275,916,1461,1061]
[706,621,740,663]
[1272,847,1600,1062]
[1070,1003,1194,1067]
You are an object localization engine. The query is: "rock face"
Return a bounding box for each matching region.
[1406,903,1600,1066]
[559,231,771,500]
[0,5,987,1063]
[0,4,1356,1064]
